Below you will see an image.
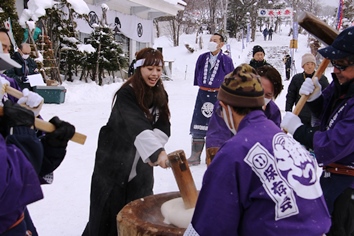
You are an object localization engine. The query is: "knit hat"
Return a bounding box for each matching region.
[253,45,265,57]
[217,64,264,108]
[301,53,316,67]
[318,26,354,60]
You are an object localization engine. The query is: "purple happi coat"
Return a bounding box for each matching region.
[309,78,354,167]
[193,51,234,87]
[185,110,331,236]
[190,51,234,137]
[0,134,43,234]
[206,100,281,148]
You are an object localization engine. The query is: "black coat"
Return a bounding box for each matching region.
[5,52,38,81]
[83,85,171,236]
[285,71,329,126]
[249,59,270,69]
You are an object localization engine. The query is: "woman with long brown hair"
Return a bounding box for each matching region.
[83,48,171,236]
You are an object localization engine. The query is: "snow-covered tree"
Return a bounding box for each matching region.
[85,4,128,85]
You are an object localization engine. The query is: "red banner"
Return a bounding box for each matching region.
[258,8,293,18]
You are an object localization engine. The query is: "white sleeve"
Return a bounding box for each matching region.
[134,129,168,163]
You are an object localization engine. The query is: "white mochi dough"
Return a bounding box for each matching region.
[161,197,195,228]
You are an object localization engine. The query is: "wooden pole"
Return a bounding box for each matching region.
[3,85,87,145]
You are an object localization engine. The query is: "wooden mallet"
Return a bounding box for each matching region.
[1,85,86,145]
[167,150,198,209]
[292,12,339,115]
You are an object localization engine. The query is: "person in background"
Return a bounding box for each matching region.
[184,64,331,236]
[262,28,268,41]
[249,45,270,69]
[282,54,291,80]
[268,27,273,41]
[0,29,75,236]
[206,64,283,166]
[23,25,42,43]
[281,26,354,236]
[5,43,39,90]
[127,51,137,77]
[187,33,234,166]
[83,48,171,236]
[285,53,329,126]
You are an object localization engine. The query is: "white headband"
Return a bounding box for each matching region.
[133,59,163,69]
[134,59,145,69]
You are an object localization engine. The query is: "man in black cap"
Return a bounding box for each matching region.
[249,45,270,69]
[281,26,354,236]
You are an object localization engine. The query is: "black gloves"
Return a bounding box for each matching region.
[3,100,34,127]
[44,116,75,148]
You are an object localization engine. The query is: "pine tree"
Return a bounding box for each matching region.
[0,0,24,47]
[86,25,128,85]
[86,6,128,85]
[31,0,88,82]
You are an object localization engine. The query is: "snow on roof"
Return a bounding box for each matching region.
[164,0,187,6]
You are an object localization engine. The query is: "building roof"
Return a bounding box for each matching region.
[86,0,186,19]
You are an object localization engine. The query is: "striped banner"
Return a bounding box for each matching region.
[336,0,344,30]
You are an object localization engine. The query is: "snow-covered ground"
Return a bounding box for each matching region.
[27,25,334,235]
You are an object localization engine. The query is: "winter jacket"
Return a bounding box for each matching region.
[249,59,270,69]
[0,127,43,234]
[83,85,170,236]
[127,59,136,77]
[185,110,331,235]
[4,52,38,90]
[283,55,291,69]
[285,71,329,126]
[206,100,281,148]
[263,28,268,37]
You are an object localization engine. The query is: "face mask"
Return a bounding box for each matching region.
[207,41,218,52]
[222,105,237,135]
[264,98,271,106]
[22,54,29,60]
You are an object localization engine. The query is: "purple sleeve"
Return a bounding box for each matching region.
[0,74,22,103]
[191,146,241,235]
[193,54,205,86]
[0,135,43,233]
[264,100,281,127]
[206,103,233,148]
[313,101,354,166]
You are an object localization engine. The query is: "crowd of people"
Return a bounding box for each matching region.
[2,18,354,236]
[185,27,354,236]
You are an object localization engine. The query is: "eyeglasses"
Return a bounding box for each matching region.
[331,60,354,71]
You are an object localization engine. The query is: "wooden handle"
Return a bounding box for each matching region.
[167,150,198,209]
[4,85,86,145]
[293,58,330,115]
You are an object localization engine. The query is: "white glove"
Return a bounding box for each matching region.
[280,112,303,135]
[0,77,10,105]
[17,88,44,116]
[299,77,322,102]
